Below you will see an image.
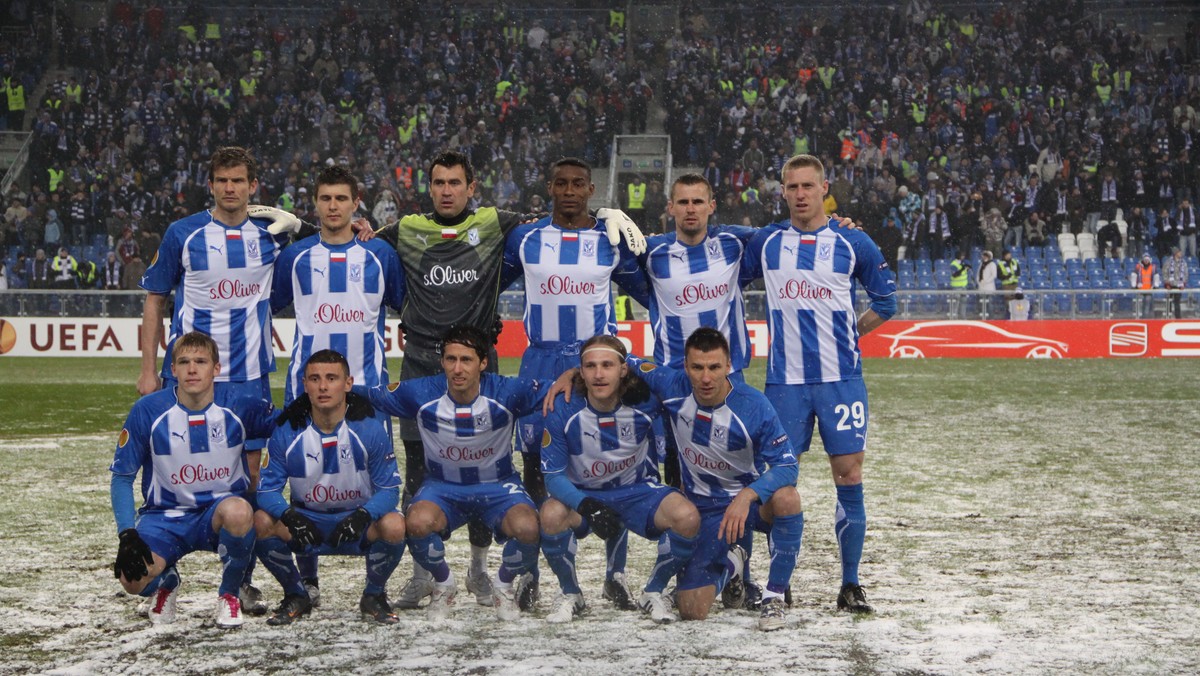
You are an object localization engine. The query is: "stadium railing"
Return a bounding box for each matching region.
[1,289,1193,321]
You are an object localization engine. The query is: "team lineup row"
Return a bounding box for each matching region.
[109,147,898,631]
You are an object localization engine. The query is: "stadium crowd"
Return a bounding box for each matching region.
[2,0,1200,289]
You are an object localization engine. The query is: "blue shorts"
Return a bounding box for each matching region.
[764,379,869,455]
[578,481,679,540]
[163,376,273,450]
[517,343,584,456]
[676,497,771,592]
[287,506,397,556]
[136,495,242,567]
[413,477,536,540]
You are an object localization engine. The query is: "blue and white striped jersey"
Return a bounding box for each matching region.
[743,220,896,385]
[141,211,286,382]
[642,225,755,371]
[630,358,797,503]
[541,396,660,491]
[259,416,399,514]
[502,217,649,345]
[109,388,277,513]
[271,235,407,404]
[365,373,546,485]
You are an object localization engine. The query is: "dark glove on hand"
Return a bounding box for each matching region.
[279,394,312,430]
[328,507,372,547]
[281,507,324,547]
[114,528,154,581]
[578,497,622,540]
[344,391,375,421]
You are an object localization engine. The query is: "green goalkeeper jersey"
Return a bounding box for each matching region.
[379,207,525,351]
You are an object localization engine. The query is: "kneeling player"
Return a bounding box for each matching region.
[631,328,803,630]
[540,335,700,624]
[254,350,406,625]
[110,332,277,627]
[363,325,545,621]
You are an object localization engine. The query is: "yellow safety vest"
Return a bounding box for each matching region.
[239,77,257,97]
[48,168,64,192]
[65,84,82,104]
[627,183,645,209]
[7,83,25,111]
[609,10,625,29]
[614,294,632,320]
[950,259,969,287]
[204,23,221,40]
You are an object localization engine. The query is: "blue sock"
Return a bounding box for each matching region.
[605,528,628,580]
[541,530,580,595]
[766,513,804,592]
[256,536,305,597]
[738,529,755,582]
[713,550,737,595]
[296,552,319,581]
[835,484,866,586]
[645,530,697,593]
[407,533,450,583]
[364,539,406,595]
[498,538,540,584]
[138,565,179,597]
[217,528,256,597]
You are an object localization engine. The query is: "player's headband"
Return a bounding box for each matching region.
[581,346,625,361]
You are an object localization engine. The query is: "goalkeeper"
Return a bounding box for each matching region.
[367,151,645,609]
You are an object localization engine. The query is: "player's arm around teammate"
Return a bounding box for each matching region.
[539,336,700,624]
[253,350,406,625]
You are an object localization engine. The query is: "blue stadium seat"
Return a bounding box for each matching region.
[1049,266,1066,281]
[896,259,915,274]
[1026,247,1044,260]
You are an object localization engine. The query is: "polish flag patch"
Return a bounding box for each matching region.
[226,230,243,240]
[455,407,473,420]
[188,414,206,427]
[321,436,337,449]
[330,252,347,263]
[441,228,457,239]
[599,417,616,428]
[800,234,817,245]
[696,410,712,423]
[562,231,579,242]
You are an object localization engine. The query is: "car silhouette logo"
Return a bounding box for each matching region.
[878,320,1069,358]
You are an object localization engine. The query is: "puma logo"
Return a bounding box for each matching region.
[306,452,320,462]
[312,267,326,277]
[543,242,559,252]
[415,233,429,246]
[782,245,798,256]
[670,251,687,262]
[583,430,600,441]
[171,431,187,441]
[209,244,225,255]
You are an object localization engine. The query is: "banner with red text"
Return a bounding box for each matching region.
[1,317,1197,359]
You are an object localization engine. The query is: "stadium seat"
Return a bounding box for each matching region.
[1076,233,1097,259]
[1060,245,1080,260]
[896,259,914,275]
[1026,247,1044,260]
[1057,233,1076,249]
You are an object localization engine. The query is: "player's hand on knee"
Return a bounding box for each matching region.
[578,497,622,540]
[597,208,647,255]
[114,528,154,581]
[281,507,323,547]
[329,507,372,547]
[248,205,302,236]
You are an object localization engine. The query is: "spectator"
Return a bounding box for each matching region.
[50,246,77,289]
[121,254,146,292]
[1162,248,1188,318]
[28,248,50,288]
[102,250,123,290]
[1131,253,1162,318]
[1177,199,1197,259]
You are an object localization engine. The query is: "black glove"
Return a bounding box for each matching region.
[280,507,323,547]
[114,528,153,581]
[278,394,312,430]
[621,376,652,406]
[491,314,504,344]
[344,391,375,422]
[578,497,622,541]
[329,507,372,547]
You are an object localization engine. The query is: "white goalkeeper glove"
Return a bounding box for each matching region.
[248,205,302,236]
[596,208,646,255]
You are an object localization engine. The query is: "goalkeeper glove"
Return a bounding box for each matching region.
[114,528,154,582]
[248,205,302,236]
[281,507,324,547]
[328,508,372,548]
[596,208,647,255]
[578,497,623,540]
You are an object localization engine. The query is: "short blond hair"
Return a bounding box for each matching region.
[781,154,826,182]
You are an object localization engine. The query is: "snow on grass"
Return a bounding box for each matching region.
[1,359,1198,674]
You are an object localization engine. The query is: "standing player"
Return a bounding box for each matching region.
[539,335,699,624]
[110,332,277,627]
[742,154,896,613]
[271,165,406,605]
[136,146,292,614]
[629,328,803,630]
[362,326,545,621]
[502,157,652,610]
[376,151,644,608]
[253,350,406,625]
